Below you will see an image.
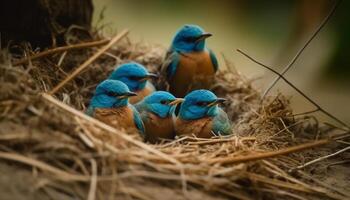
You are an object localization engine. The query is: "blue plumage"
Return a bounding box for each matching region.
[109,62,157,103]
[86,80,145,136]
[163,24,219,97]
[178,90,219,120]
[176,89,231,137]
[135,91,183,143]
[171,24,208,53]
[135,91,179,118]
[209,49,218,71]
[88,80,131,110]
[131,105,145,135]
[109,62,156,91]
[166,51,180,79]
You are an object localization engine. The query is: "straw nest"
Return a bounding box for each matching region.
[0,29,349,200]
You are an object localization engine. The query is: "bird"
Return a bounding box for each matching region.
[135,91,183,143]
[109,62,158,104]
[86,79,145,137]
[161,24,218,97]
[175,90,231,138]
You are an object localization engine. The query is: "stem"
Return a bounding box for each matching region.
[237,49,349,130]
[262,0,341,98]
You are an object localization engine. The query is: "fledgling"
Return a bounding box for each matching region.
[175,90,231,138]
[135,91,183,143]
[109,62,157,104]
[86,80,145,136]
[161,24,218,97]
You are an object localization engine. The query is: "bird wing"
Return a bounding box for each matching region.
[208,48,218,72]
[134,102,149,123]
[131,105,146,136]
[85,106,95,116]
[162,49,181,79]
[212,108,231,135]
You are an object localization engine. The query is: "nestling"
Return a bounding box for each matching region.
[175,90,231,138]
[86,79,145,136]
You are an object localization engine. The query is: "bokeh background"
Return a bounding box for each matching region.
[93,0,350,124]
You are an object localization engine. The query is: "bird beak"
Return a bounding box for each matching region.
[139,73,158,81]
[207,98,227,107]
[117,92,137,99]
[196,32,212,43]
[169,98,184,106]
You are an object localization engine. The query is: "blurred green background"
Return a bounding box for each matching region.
[93,0,350,124]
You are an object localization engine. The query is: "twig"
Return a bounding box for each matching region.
[158,136,190,148]
[262,0,341,98]
[78,132,95,148]
[87,159,97,200]
[41,93,181,166]
[13,39,110,66]
[246,172,313,193]
[188,137,256,145]
[331,131,350,141]
[326,160,350,169]
[237,49,350,130]
[49,30,129,95]
[291,109,320,117]
[208,138,331,165]
[259,188,308,200]
[293,145,350,170]
[0,152,89,181]
[297,170,350,199]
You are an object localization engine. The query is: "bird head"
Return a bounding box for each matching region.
[140,91,183,118]
[90,80,137,108]
[109,62,157,91]
[171,24,212,52]
[179,90,226,120]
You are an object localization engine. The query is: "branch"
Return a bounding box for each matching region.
[49,29,129,95]
[237,49,350,130]
[208,138,331,165]
[13,39,110,66]
[293,145,350,171]
[262,0,341,98]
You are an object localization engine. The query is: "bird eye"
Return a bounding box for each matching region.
[184,36,197,43]
[196,101,207,106]
[160,100,167,105]
[106,91,118,97]
[128,76,142,81]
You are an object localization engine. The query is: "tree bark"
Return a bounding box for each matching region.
[0,0,93,48]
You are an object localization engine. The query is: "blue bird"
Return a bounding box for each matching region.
[86,79,145,136]
[161,24,218,97]
[135,91,183,143]
[109,62,157,104]
[175,90,231,138]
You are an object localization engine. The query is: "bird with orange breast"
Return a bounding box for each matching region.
[161,24,218,97]
[109,62,157,104]
[175,90,231,138]
[135,91,183,143]
[86,79,145,136]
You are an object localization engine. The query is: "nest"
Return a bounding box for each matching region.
[0,30,349,200]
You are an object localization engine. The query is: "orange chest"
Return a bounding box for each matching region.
[169,51,216,97]
[177,51,215,77]
[129,86,153,104]
[175,117,214,138]
[144,113,175,142]
[93,106,136,132]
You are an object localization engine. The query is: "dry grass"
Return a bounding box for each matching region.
[0,29,349,200]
